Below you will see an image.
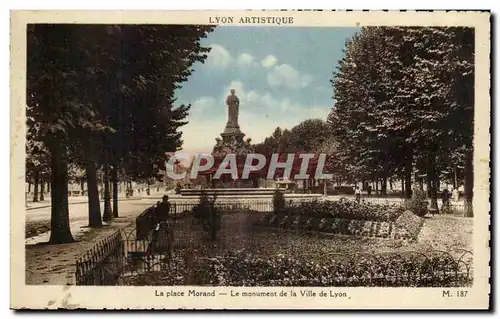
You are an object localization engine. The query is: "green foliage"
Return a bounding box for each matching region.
[407,188,429,217]
[27,24,215,242]
[394,210,425,240]
[254,127,292,154]
[192,189,221,240]
[329,27,474,193]
[193,250,472,287]
[272,189,286,214]
[288,119,330,153]
[284,199,405,222]
[27,24,214,176]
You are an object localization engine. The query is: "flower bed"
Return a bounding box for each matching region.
[257,214,396,239]
[255,200,423,241]
[393,210,425,240]
[192,250,472,287]
[284,199,405,222]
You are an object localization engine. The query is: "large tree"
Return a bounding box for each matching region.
[27,24,215,243]
[27,25,97,243]
[329,26,474,214]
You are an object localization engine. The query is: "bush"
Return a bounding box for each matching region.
[284,199,404,222]
[393,210,425,241]
[262,213,397,238]
[332,185,355,195]
[192,189,221,240]
[407,188,428,217]
[272,189,286,214]
[257,200,427,241]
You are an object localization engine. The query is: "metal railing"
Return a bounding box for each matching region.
[191,249,473,287]
[74,231,124,286]
[170,200,275,214]
[74,198,471,286]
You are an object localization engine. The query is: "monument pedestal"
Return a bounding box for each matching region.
[212,120,254,157]
[207,89,259,189]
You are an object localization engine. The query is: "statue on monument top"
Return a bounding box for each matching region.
[225,89,240,127]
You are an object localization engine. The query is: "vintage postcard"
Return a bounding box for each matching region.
[10,10,490,310]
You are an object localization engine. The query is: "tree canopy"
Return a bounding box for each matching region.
[27,24,215,242]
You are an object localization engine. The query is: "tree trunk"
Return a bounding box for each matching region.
[28,182,31,193]
[389,178,393,191]
[428,154,439,214]
[33,170,39,202]
[100,181,104,199]
[80,179,85,193]
[86,159,102,228]
[375,179,379,195]
[454,165,459,189]
[401,174,405,195]
[426,175,432,197]
[48,147,74,244]
[381,177,387,196]
[39,177,45,201]
[464,148,473,217]
[47,181,50,193]
[112,166,119,218]
[127,180,133,196]
[102,160,113,222]
[404,149,413,198]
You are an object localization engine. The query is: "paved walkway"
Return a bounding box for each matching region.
[25,190,168,210]
[25,196,89,210]
[25,200,156,285]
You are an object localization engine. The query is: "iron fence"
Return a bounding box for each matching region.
[169,200,275,214]
[74,230,124,286]
[74,197,471,286]
[122,249,474,287]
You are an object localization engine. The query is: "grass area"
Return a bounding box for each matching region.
[120,211,473,286]
[174,211,472,257]
[25,217,88,238]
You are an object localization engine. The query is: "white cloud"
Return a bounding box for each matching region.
[205,44,233,68]
[261,55,278,69]
[189,96,216,118]
[236,53,256,67]
[180,79,331,154]
[267,64,312,89]
[180,116,228,155]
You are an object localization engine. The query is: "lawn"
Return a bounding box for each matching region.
[119,210,473,286]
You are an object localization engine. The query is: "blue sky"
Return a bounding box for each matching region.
[175,26,359,154]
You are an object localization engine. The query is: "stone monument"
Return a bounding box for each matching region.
[211,89,256,188]
[212,89,254,157]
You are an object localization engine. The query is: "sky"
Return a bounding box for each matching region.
[175,26,360,154]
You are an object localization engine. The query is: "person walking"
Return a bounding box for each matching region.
[452,187,460,202]
[355,186,361,203]
[441,188,451,213]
